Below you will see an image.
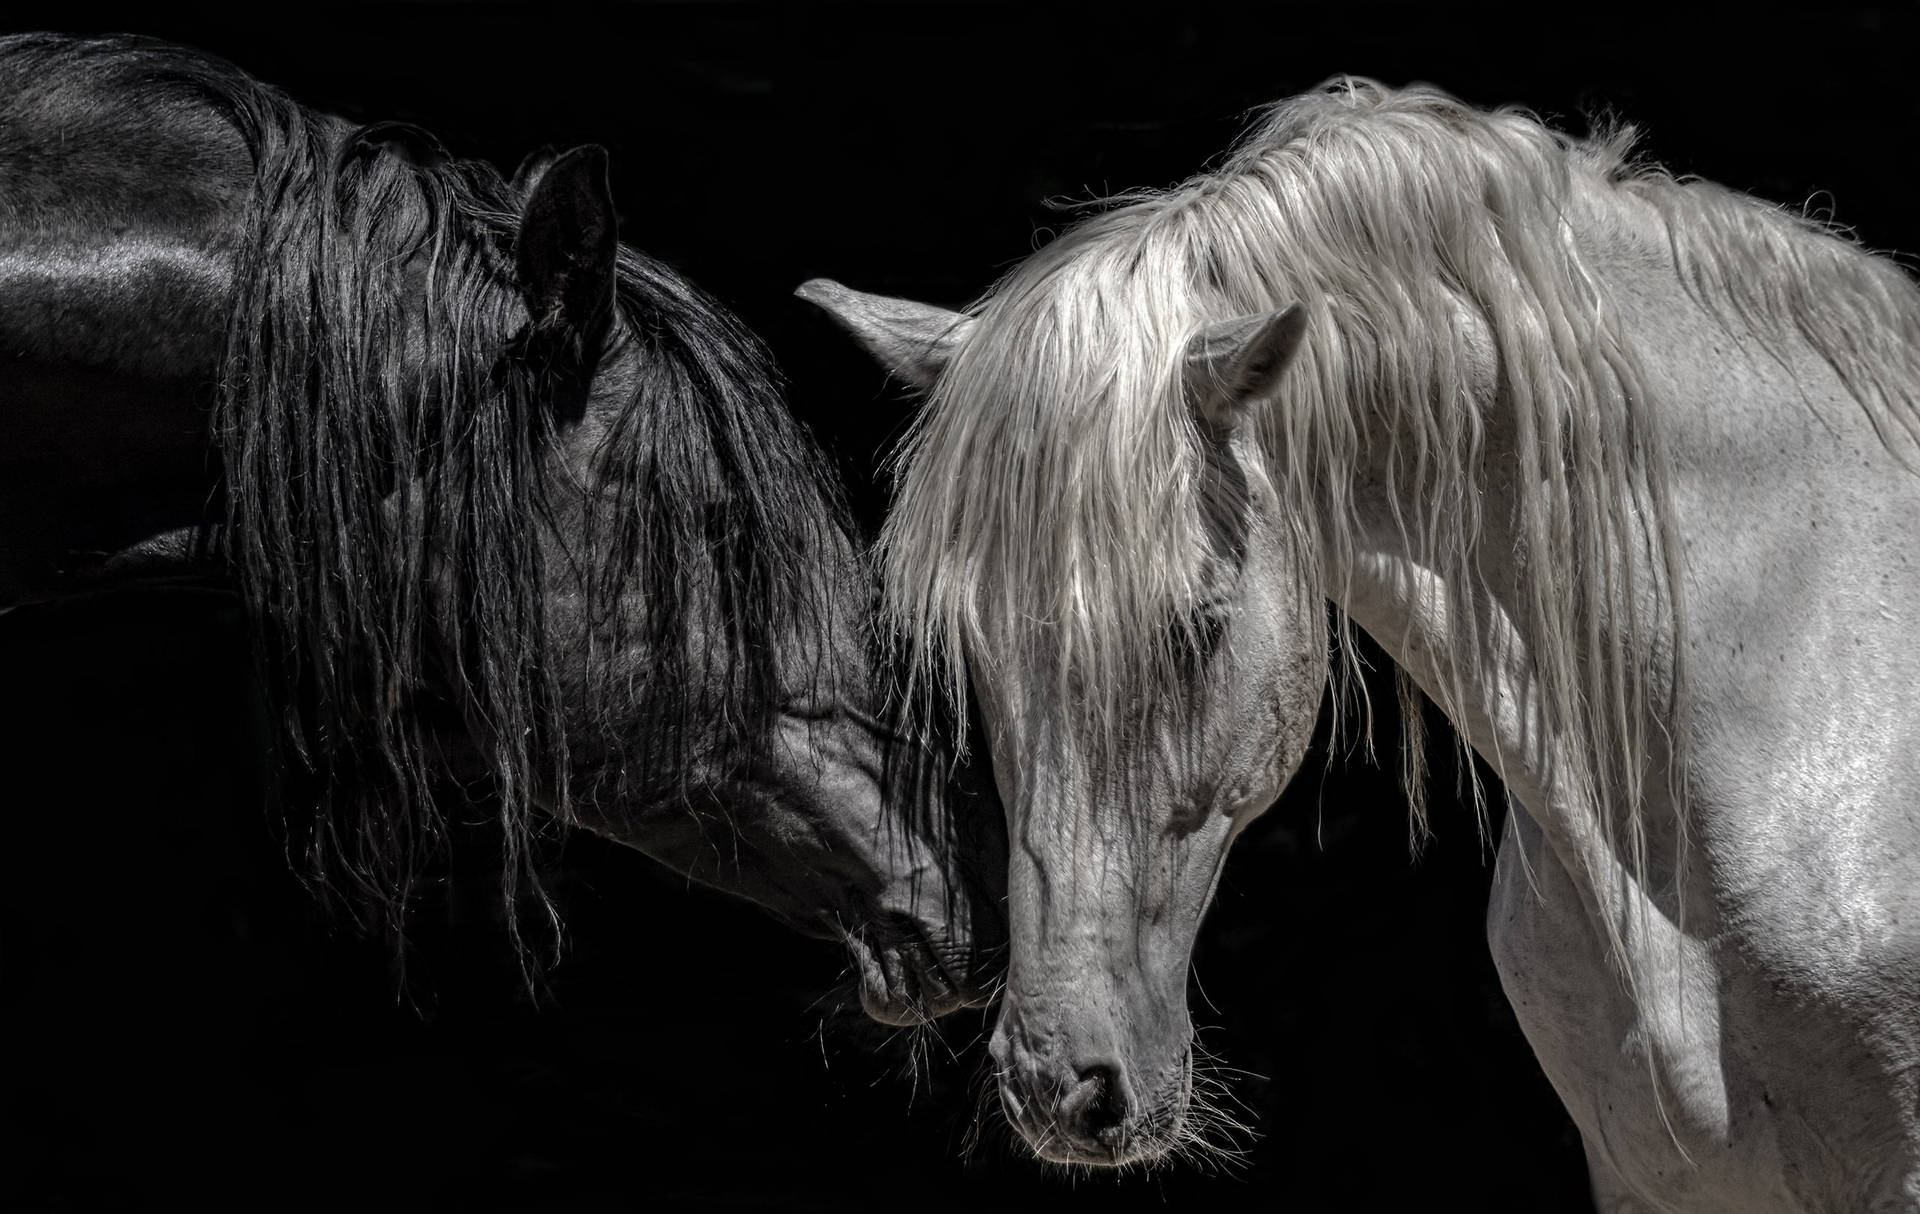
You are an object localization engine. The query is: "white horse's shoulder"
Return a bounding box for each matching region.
[1492,804,1920,1212]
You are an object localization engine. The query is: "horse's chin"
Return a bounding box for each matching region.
[844,920,984,1025]
[1013,1100,1186,1169]
[1020,1080,1188,1169]
[1027,1134,1170,1168]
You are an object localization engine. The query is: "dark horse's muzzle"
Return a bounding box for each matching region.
[846,903,1001,1025]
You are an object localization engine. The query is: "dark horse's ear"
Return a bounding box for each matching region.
[515,145,617,340]
[510,146,563,198]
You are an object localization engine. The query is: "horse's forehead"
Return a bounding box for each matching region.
[974,263,1167,367]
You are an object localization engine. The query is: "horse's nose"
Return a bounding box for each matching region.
[1059,1061,1130,1145]
[993,1021,1135,1161]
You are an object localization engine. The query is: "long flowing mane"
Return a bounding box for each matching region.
[882,78,1920,900]
[19,35,858,954]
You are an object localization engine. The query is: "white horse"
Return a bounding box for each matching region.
[802,79,1920,1209]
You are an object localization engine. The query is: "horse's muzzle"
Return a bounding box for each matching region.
[845,912,994,1025]
[989,1001,1186,1165]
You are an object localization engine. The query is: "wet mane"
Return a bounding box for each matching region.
[882,76,1920,894]
[20,34,858,953]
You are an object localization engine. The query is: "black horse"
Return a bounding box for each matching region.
[0,32,1002,1022]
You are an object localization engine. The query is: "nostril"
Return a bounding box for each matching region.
[1065,1063,1129,1142]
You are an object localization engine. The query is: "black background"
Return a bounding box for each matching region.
[3,4,1915,1210]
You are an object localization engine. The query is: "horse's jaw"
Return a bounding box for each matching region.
[710,702,1004,1025]
[804,706,1006,1025]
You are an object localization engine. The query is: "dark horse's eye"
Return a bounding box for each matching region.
[343,120,449,170]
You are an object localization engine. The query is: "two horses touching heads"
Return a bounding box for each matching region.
[10,33,1919,1210]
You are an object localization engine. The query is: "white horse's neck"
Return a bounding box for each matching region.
[1317,271,1676,893]
[1321,193,1920,884]
[1314,201,1920,1203]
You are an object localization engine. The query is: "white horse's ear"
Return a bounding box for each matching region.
[1184,303,1307,432]
[796,279,973,390]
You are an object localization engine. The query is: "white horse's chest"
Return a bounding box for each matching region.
[1489,810,1919,1212]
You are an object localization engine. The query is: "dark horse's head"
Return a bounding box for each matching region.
[0,34,1004,1022]
[486,152,1006,1020]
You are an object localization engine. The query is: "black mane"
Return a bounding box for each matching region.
[12,33,860,953]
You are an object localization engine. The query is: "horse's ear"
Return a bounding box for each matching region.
[510,145,564,197]
[795,279,972,390]
[516,145,617,337]
[1184,303,1307,433]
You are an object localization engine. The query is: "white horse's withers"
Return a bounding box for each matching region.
[804,80,1920,1210]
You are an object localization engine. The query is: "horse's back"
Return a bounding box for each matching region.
[0,34,255,601]
[0,34,253,236]
[0,32,250,370]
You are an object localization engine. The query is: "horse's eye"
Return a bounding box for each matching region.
[1170,605,1228,672]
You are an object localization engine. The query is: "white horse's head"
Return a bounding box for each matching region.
[804,274,1327,1164]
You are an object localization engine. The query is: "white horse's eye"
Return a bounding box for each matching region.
[1168,602,1229,674]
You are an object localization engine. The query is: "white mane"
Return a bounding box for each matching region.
[880,76,1920,889]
